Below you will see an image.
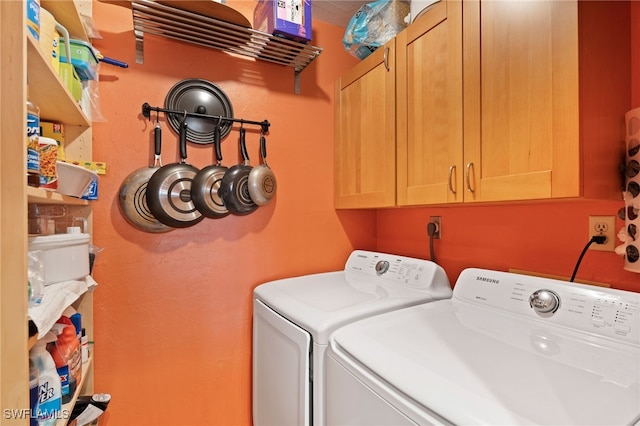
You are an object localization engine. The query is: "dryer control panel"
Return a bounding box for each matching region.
[454,268,640,345]
[345,250,451,296]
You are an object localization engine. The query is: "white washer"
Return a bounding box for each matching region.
[326,268,640,425]
[252,250,452,426]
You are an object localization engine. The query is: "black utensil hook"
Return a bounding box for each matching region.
[142,102,270,135]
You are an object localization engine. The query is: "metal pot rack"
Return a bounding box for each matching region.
[142,102,271,134]
[130,0,323,94]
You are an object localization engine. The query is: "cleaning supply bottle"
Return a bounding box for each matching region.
[29,358,38,426]
[49,318,82,403]
[29,333,62,426]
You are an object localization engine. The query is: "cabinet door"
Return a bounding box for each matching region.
[334,41,396,209]
[463,0,580,202]
[396,0,463,206]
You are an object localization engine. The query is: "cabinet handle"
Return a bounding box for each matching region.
[465,162,475,193]
[383,47,390,71]
[448,165,456,194]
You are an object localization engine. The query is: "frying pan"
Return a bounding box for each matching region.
[248,133,277,206]
[146,120,204,228]
[191,122,230,218]
[218,127,258,216]
[118,120,174,233]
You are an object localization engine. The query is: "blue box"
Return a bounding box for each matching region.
[253,0,312,44]
[81,176,98,200]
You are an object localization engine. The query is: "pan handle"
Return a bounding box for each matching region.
[240,127,250,166]
[260,134,269,167]
[214,122,223,165]
[153,122,162,167]
[179,120,188,163]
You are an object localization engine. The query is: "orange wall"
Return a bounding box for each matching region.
[91,1,639,425]
[91,2,369,425]
[377,2,640,293]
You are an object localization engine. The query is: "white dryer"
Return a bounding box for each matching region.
[252,250,452,426]
[326,268,640,425]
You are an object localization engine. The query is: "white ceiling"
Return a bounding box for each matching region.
[312,0,366,27]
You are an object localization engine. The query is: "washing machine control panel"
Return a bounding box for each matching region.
[454,268,640,345]
[345,250,451,296]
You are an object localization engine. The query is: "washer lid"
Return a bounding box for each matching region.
[329,300,640,426]
[253,250,452,344]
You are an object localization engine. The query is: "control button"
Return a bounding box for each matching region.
[375,260,390,276]
[529,289,561,314]
[614,324,631,333]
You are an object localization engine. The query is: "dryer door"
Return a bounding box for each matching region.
[253,299,311,426]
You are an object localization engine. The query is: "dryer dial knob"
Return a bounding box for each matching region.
[375,260,390,275]
[529,289,561,314]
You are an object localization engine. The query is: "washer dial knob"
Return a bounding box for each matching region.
[529,289,561,314]
[375,260,390,276]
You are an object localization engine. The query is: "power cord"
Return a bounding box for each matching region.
[569,235,607,282]
[427,222,438,264]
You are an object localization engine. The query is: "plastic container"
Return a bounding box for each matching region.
[39,136,58,190]
[27,99,40,188]
[28,204,67,236]
[59,38,98,80]
[59,62,82,101]
[27,233,90,285]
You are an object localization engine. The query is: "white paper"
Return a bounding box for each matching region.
[28,275,96,338]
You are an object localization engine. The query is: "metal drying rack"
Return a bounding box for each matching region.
[130,0,322,94]
[142,102,271,134]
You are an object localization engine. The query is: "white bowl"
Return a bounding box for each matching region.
[56,161,98,197]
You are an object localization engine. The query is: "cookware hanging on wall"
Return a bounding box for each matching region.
[118,118,174,233]
[248,132,277,206]
[191,122,230,218]
[146,119,204,228]
[164,78,234,144]
[219,127,258,216]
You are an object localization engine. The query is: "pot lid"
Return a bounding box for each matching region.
[164,78,234,144]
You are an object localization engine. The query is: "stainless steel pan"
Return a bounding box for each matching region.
[118,121,174,233]
[248,133,277,206]
[191,123,230,218]
[146,120,204,228]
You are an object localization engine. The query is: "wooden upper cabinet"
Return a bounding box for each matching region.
[463,0,630,203]
[334,40,396,209]
[396,0,463,206]
[334,0,629,209]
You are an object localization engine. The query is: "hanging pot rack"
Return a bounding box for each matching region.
[142,102,270,135]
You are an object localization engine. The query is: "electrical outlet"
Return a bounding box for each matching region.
[588,215,616,252]
[428,216,441,239]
